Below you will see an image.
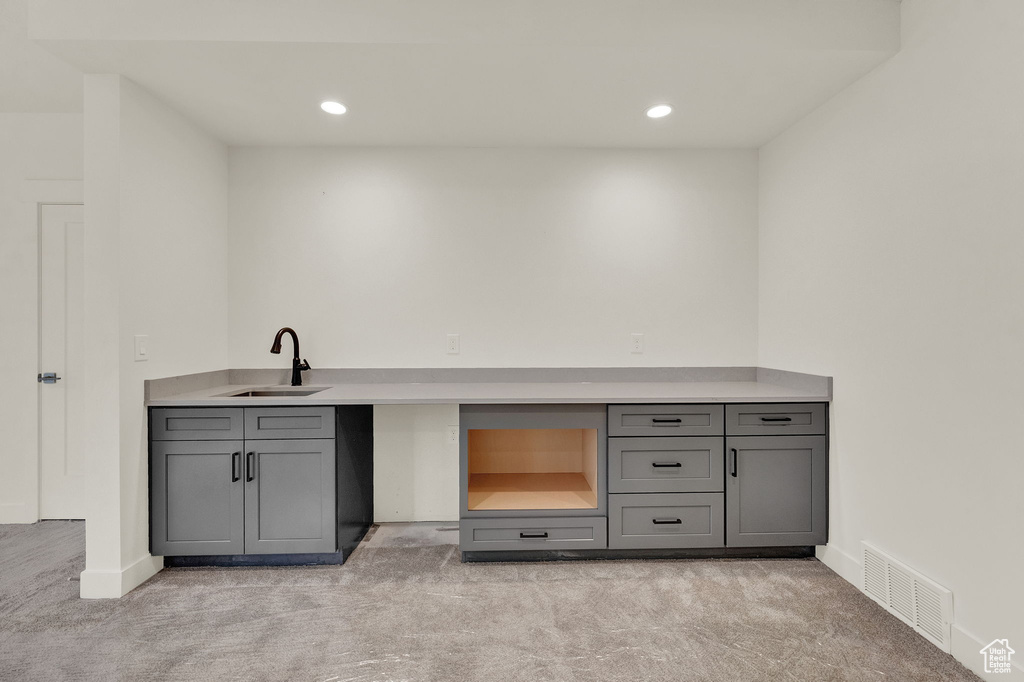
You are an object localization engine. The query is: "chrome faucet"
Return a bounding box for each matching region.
[270,327,311,386]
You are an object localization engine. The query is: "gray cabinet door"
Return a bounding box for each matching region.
[244,439,337,554]
[608,437,724,493]
[244,406,335,440]
[151,440,244,556]
[726,435,827,547]
[609,493,724,549]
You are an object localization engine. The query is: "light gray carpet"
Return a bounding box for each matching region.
[0,521,979,682]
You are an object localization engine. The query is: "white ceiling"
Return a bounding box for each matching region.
[21,0,902,147]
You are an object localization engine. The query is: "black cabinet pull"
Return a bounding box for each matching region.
[246,452,255,482]
[231,452,241,482]
[760,416,792,422]
[731,448,738,477]
[519,532,548,539]
[652,518,682,525]
[651,418,682,424]
[652,462,682,468]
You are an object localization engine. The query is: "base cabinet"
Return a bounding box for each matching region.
[150,406,359,558]
[460,402,828,559]
[725,435,827,547]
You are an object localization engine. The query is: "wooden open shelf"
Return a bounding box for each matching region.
[467,472,598,510]
[467,427,599,511]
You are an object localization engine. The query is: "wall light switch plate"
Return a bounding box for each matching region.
[134,335,149,362]
[631,333,644,354]
[447,334,460,354]
[447,426,459,443]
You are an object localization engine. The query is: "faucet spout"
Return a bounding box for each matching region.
[270,327,311,386]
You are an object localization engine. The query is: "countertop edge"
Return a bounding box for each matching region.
[145,367,832,407]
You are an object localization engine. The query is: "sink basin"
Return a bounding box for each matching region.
[220,387,327,398]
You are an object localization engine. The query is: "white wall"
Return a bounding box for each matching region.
[0,113,82,523]
[758,0,1024,673]
[227,147,758,521]
[228,147,758,369]
[81,75,229,597]
[372,404,460,522]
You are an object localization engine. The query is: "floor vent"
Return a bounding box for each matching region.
[861,541,953,652]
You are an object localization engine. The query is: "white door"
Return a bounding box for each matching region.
[39,204,87,519]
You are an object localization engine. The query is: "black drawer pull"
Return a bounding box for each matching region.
[760,416,792,422]
[231,452,241,482]
[651,418,682,424]
[246,452,255,482]
[731,448,738,477]
[519,532,548,539]
[652,518,682,525]
[652,462,682,468]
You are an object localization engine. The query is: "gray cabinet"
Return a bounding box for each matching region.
[460,401,828,559]
[607,404,725,550]
[460,516,607,552]
[151,439,245,556]
[609,436,723,494]
[244,406,335,440]
[459,404,606,554]
[726,435,827,547]
[608,404,723,437]
[609,493,724,549]
[244,439,336,554]
[150,407,339,557]
[725,403,827,436]
[151,407,243,441]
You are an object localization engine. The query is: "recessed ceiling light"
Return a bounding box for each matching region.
[645,104,672,119]
[321,101,347,115]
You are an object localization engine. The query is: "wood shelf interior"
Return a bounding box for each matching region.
[467,428,598,511]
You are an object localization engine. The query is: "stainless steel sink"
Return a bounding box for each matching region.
[219,387,327,398]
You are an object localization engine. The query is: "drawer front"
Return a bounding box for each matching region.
[609,493,724,549]
[725,403,827,436]
[609,437,724,493]
[151,407,243,441]
[460,517,607,552]
[244,406,336,440]
[608,404,723,437]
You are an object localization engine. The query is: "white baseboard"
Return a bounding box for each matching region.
[0,503,37,525]
[79,554,163,599]
[816,542,861,586]
[817,543,1023,680]
[951,625,1024,680]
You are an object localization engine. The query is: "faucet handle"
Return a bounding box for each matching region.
[298,359,311,371]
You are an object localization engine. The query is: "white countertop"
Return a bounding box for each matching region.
[146,368,831,406]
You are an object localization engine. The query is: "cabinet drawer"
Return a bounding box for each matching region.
[725,403,826,436]
[609,493,724,549]
[609,437,723,493]
[608,404,723,437]
[460,517,607,552]
[151,408,243,441]
[244,406,335,440]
